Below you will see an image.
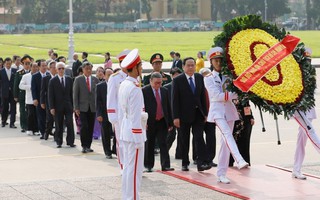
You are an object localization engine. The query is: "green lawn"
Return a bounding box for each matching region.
[0,31,319,64]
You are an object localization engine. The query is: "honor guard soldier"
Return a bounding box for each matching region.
[118,49,147,200]
[142,53,172,86]
[13,55,32,132]
[292,48,320,180]
[107,49,130,170]
[204,47,248,184]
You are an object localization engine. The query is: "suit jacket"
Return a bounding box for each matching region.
[163,82,172,104]
[31,71,48,101]
[142,85,173,128]
[172,73,208,123]
[40,74,53,105]
[0,68,17,98]
[48,76,73,113]
[73,75,99,112]
[72,60,82,77]
[65,68,73,78]
[174,59,182,70]
[96,81,109,120]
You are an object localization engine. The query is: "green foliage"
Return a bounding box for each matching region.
[213,15,316,119]
[212,0,291,21]
[175,0,197,18]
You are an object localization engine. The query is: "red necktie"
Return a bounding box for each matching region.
[155,89,163,120]
[86,76,90,92]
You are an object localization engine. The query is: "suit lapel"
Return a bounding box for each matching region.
[160,87,166,108]
[194,74,199,95]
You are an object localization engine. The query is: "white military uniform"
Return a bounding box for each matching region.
[204,70,246,177]
[107,70,127,169]
[118,76,147,200]
[293,108,320,175]
[19,72,34,105]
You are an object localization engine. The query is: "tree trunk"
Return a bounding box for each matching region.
[306,0,311,29]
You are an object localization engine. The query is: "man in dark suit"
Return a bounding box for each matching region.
[0,57,17,128]
[96,77,113,159]
[173,52,182,70]
[48,62,75,148]
[73,62,99,153]
[40,60,57,140]
[72,53,82,78]
[164,67,183,159]
[82,52,88,63]
[142,72,174,172]
[172,57,210,172]
[31,59,48,139]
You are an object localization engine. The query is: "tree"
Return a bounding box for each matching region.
[175,0,197,19]
[19,0,34,23]
[19,0,68,23]
[98,0,113,21]
[73,0,97,23]
[141,0,152,21]
[307,0,320,29]
[211,0,291,22]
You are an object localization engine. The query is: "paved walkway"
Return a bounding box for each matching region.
[1,71,320,199]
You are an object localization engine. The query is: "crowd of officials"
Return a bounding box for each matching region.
[0,48,258,199]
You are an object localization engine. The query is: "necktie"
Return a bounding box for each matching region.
[86,76,90,92]
[61,77,64,87]
[219,73,222,81]
[189,77,195,94]
[155,89,163,120]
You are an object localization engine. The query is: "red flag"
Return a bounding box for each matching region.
[233,35,300,92]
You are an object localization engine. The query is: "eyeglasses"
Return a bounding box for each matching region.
[25,62,31,65]
[58,68,65,70]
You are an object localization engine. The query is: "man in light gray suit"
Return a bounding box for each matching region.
[73,62,99,153]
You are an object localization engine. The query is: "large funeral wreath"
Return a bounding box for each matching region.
[214,15,316,119]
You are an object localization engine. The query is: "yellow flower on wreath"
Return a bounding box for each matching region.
[227,29,303,104]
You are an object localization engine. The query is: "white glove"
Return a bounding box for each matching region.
[135,142,144,149]
[141,112,148,129]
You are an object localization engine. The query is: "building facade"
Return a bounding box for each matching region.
[149,0,212,21]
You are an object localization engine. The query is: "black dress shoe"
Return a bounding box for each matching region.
[21,129,26,133]
[162,167,175,171]
[87,148,94,152]
[144,168,153,173]
[57,145,62,148]
[106,154,112,159]
[182,166,189,171]
[69,144,76,148]
[210,162,218,167]
[40,136,45,139]
[10,125,17,129]
[1,124,5,127]
[82,148,88,153]
[197,164,212,172]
